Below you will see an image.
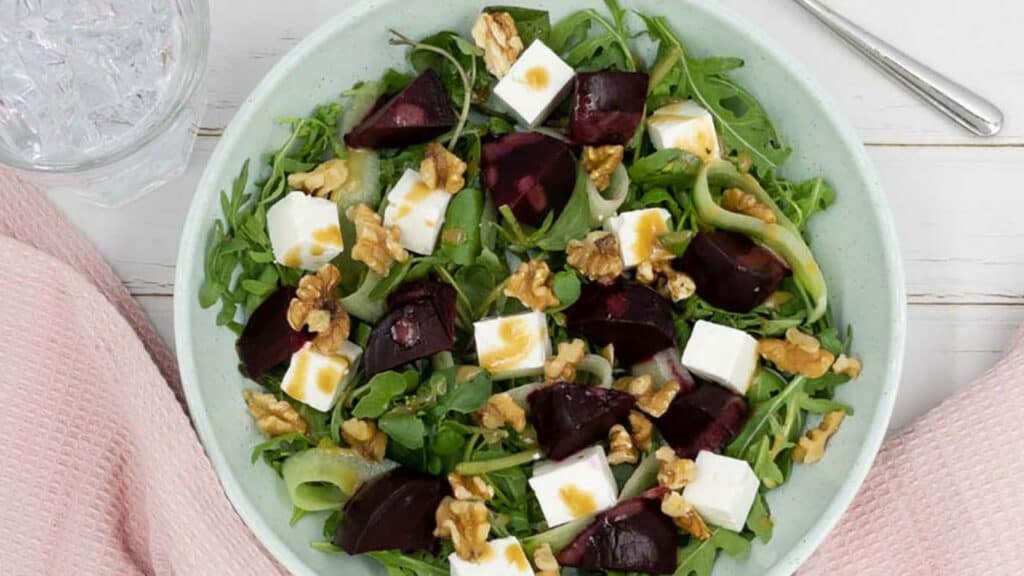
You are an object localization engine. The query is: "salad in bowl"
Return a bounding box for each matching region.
[198,1,865,574]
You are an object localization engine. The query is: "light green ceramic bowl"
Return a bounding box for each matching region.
[174,0,906,573]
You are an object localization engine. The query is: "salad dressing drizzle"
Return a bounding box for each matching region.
[479,318,533,373]
[632,211,670,263]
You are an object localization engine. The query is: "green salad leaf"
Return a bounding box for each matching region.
[674,528,751,576]
[484,6,551,46]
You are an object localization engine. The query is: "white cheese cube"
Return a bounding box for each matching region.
[529,445,618,528]
[266,191,344,271]
[680,320,759,395]
[683,450,760,532]
[280,341,362,412]
[449,536,535,576]
[647,101,721,161]
[382,168,452,255]
[493,40,575,127]
[603,208,673,268]
[474,312,551,380]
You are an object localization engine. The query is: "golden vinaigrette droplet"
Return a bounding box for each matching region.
[505,543,530,570]
[286,350,311,401]
[524,66,549,91]
[632,211,669,263]
[559,484,598,518]
[395,180,434,220]
[479,318,533,373]
[312,225,343,247]
[283,245,303,268]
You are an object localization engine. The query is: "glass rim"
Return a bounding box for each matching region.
[0,0,211,175]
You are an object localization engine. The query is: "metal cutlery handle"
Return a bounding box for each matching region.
[792,0,1003,137]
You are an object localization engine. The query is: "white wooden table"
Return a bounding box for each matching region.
[45,0,1024,431]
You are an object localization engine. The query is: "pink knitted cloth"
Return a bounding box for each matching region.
[0,170,286,575]
[0,168,1021,575]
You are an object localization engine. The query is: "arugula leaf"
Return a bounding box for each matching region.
[352,371,413,418]
[367,551,448,576]
[746,493,774,543]
[675,529,751,576]
[484,6,551,46]
[379,413,427,450]
[549,0,635,71]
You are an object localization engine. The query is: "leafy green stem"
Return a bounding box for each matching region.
[454,448,542,475]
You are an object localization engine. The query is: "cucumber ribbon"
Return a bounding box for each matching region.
[692,160,828,324]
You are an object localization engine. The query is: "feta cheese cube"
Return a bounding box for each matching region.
[529,445,618,527]
[493,40,575,127]
[680,320,759,395]
[647,101,721,161]
[474,312,551,380]
[281,341,362,412]
[449,537,535,576]
[266,191,344,271]
[682,450,760,532]
[603,208,673,268]
[382,168,452,255]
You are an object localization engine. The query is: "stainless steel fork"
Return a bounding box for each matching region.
[792,0,1004,137]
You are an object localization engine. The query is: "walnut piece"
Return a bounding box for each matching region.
[341,418,388,462]
[504,260,560,312]
[242,389,308,437]
[435,496,491,561]
[421,142,467,194]
[287,158,348,197]
[346,203,409,277]
[471,12,524,78]
[288,264,351,354]
[608,424,639,465]
[656,446,696,490]
[534,542,561,575]
[582,145,624,192]
[832,354,863,379]
[478,392,527,433]
[721,187,776,224]
[793,411,845,464]
[629,411,654,452]
[567,231,624,285]
[448,473,495,501]
[661,491,711,541]
[636,380,681,418]
[636,256,696,303]
[758,328,836,379]
[544,338,586,382]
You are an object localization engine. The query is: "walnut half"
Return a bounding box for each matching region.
[288,264,351,354]
[504,260,560,312]
[544,338,586,382]
[793,411,846,464]
[534,542,561,576]
[608,424,639,465]
[566,231,624,285]
[242,389,308,437]
[471,12,524,78]
[435,496,491,561]
[721,187,776,224]
[661,491,711,541]
[341,418,388,462]
[346,203,409,277]
[478,392,527,433]
[421,143,467,194]
[655,446,696,490]
[287,158,348,197]
[582,145,624,192]
[448,473,495,501]
[758,328,835,379]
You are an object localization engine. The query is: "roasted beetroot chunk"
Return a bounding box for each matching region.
[237,286,311,379]
[528,382,635,460]
[558,488,678,574]
[334,468,449,554]
[363,280,457,376]
[481,132,576,227]
[570,71,650,145]
[565,280,676,366]
[679,230,790,313]
[344,70,456,149]
[656,383,750,458]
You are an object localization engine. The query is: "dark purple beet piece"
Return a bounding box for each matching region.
[237,286,311,379]
[655,383,750,459]
[565,280,676,366]
[558,489,678,574]
[481,132,576,227]
[679,230,790,313]
[334,468,449,554]
[570,71,650,145]
[528,382,635,460]
[344,70,456,149]
[363,280,457,375]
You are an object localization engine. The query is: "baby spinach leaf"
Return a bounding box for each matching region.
[674,528,751,576]
[552,270,582,310]
[352,371,411,418]
[379,413,427,450]
[536,167,595,251]
[485,6,551,46]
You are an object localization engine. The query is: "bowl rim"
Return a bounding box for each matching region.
[174,1,906,574]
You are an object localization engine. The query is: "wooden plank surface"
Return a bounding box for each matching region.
[42,0,1024,431]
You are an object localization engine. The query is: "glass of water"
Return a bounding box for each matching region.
[0,0,209,206]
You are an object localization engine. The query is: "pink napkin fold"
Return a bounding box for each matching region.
[2,167,1023,576]
[0,169,286,575]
